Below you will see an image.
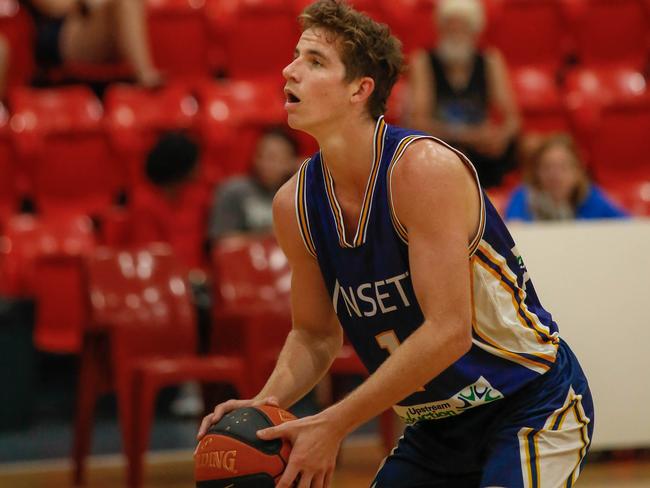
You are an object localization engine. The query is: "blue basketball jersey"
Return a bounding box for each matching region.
[295,116,560,425]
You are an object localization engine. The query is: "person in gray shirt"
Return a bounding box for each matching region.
[209,127,300,239]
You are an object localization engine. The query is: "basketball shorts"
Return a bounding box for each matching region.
[372,339,595,488]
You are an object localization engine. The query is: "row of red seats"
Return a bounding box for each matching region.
[2,0,650,91]
[482,0,650,72]
[0,216,393,487]
[0,78,408,227]
[507,65,650,182]
[3,64,650,225]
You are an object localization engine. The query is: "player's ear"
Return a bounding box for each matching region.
[350,76,375,105]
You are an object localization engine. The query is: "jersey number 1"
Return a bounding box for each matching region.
[375,330,426,392]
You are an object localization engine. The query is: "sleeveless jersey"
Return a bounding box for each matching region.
[295,116,560,424]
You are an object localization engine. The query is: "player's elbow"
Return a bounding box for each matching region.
[454,325,473,357]
[444,319,473,360]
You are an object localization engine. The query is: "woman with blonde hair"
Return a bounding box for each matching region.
[505,133,627,221]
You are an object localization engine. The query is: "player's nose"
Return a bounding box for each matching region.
[282,58,299,82]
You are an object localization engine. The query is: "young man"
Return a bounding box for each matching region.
[197,1,594,487]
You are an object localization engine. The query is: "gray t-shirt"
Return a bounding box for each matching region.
[208,177,275,239]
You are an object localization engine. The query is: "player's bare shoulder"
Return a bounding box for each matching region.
[391,139,481,238]
[392,139,477,202]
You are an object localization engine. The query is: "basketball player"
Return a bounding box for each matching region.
[197,1,594,486]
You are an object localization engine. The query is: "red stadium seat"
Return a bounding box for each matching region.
[0,213,95,353]
[104,83,198,186]
[0,0,35,89]
[196,78,287,180]
[8,86,124,216]
[0,214,41,297]
[146,0,211,81]
[211,234,292,392]
[566,67,650,179]
[484,0,571,72]
[206,0,298,82]
[0,102,17,225]
[73,244,251,488]
[129,182,211,270]
[511,67,570,133]
[564,0,650,69]
[381,0,436,54]
[604,178,650,216]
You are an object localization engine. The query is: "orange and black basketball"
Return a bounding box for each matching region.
[194,405,296,487]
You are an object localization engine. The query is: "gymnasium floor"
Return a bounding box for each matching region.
[1,437,650,488]
[2,357,648,487]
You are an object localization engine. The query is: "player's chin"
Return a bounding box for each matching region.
[286,113,304,131]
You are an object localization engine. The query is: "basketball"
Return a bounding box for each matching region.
[194,405,296,487]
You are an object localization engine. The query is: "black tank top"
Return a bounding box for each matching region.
[428,51,488,126]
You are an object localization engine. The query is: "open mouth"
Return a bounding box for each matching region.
[285,89,301,104]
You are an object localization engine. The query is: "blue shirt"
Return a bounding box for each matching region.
[295,117,560,424]
[505,185,628,221]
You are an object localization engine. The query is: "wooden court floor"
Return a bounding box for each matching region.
[1,438,649,487]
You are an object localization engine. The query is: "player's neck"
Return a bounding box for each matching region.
[317,114,377,194]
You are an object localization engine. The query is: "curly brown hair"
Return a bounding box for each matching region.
[299,0,404,119]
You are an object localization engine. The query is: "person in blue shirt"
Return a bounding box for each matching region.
[506,133,628,221]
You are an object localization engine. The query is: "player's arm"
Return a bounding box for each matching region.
[313,140,478,436]
[254,174,344,408]
[198,174,343,440]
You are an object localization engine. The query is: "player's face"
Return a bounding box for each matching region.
[536,145,581,203]
[282,28,356,134]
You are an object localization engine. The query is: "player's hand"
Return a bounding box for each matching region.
[257,412,344,488]
[196,396,279,441]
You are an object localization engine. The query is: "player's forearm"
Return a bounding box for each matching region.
[323,320,471,436]
[255,328,342,409]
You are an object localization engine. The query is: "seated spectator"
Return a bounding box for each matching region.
[131,131,209,272]
[505,133,628,221]
[208,126,300,240]
[12,0,161,88]
[409,0,520,188]
[132,131,210,416]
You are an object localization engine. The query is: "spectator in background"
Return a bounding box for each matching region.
[4,0,162,93]
[209,126,300,240]
[132,131,209,272]
[133,131,210,416]
[505,133,628,221]
[409,0,520,188]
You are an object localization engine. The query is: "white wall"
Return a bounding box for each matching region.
[509,220,650,449]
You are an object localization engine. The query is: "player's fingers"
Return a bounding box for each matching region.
[311,472,326,488]
[256,422,286,440]
[211,398,242,419]
[196,414,215,439]
[297,471,313,488]
[323,469,333,488]
[275,464,300,488]
[197,399,245,439]
[263,395,280,407]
